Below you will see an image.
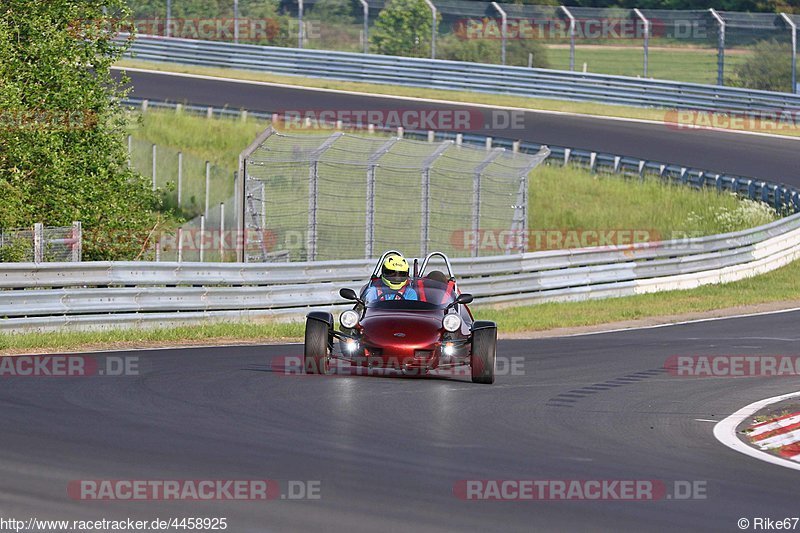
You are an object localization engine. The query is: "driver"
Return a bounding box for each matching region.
[364,253,419,302]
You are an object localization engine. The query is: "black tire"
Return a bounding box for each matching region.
[304,318,330,374]
[471,322,497,384]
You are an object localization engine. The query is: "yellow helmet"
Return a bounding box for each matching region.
[381,253,410,290]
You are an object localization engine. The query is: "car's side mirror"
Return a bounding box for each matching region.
[456,293,474,305]
[446,293,474,312]
[340,288,360,301]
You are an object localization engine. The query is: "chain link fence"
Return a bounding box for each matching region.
[240,129,548,262]
[0,223,82,263]
[125,1,798,92]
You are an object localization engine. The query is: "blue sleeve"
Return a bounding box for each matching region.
[364,286,378,302]
[405,287,418,300]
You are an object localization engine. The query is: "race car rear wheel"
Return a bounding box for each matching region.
[304,317,331,374]
[471,321,497,384]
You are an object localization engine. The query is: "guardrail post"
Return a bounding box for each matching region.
[560,6,576,71]
[427,130,435,142]
[485,137,492,150]
[33,223,43,263]
[177,151,183,208]
[710,9,726,86]
[423,0,437,59]
[456,133,463,145]
[71,221,82,262]
[491,2,507,66]
[633,9,649,78]
[782,13,798,94]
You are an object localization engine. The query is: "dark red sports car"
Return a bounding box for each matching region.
[304,251,497,384]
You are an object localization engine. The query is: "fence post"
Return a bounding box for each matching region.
[151,144,157,191]
[127,135,132,168]
[200,215,205,262]
[560,6,576,71]
[71,221,82,262]
[298,0,304,48]
[710,9,725,86]
[491,2,507,66]
[359,0,369,54]
[782,13,798,94]
[205,161,211,218]
[234,0,239,44]
[33,223,43,263]
[166,0,172,37]
[633,9,649,78]
[177,227,183,263]
[423,0,437,59]
[177,151,183,208]
[473,149,503,257]
[420,142,451,257]
[220,202,225,261]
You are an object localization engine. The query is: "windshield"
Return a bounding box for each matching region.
[360,277,457,309]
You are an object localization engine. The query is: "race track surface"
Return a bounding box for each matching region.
[118,68,800,183]
[3,311,800,532]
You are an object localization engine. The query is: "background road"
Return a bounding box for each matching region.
[118,68,800,184]
[3,311,800,532]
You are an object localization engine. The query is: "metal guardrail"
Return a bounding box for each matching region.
[2,211,800,332]
[125,35,800,114]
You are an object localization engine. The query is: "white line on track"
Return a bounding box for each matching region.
[714,390,800,472]
[113,66,800,142]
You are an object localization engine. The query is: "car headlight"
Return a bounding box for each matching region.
[340,310,360,329]
[442,313,462,332]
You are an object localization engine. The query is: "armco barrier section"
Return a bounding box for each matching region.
[3,212,800,332]
[124,35,800,114]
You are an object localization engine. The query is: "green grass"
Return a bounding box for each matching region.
[3,255,800,354]
[117,56,800,139]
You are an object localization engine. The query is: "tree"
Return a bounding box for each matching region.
[370,0,438,57]
[0,0,168,260]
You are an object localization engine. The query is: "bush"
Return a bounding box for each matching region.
[439,20,549,68]
[727,39,794,93]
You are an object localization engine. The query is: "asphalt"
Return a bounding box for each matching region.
[118,68,800,184]
[3,311,800,532]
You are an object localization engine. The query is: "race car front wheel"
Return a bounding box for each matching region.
[304,317,331,374]
[470,321,497,384]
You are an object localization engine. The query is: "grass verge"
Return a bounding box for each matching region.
[117,59,800,139]
[3,257,800,355]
